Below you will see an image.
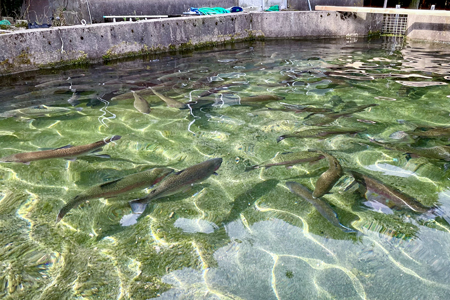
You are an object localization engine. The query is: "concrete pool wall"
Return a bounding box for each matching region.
[0,11,382,75]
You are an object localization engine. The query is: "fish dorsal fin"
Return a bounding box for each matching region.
[175,170,185,175]
[99,178,122,189]
[55,145,73,150]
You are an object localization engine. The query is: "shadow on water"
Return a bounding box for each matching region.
[221,179,280,225]
[95,185,206,241]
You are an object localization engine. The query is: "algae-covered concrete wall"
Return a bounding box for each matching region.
[406,15,450,44]
[0,11,383,75]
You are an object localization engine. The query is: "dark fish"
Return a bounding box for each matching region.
[350,171,432,213]
[132,91,151,114]
[0,135,121,164]
[56,167,174,222]
[367,139,450,161]
[245,151,324,171]
[240,94,284,103]
[277,128,365,143]
[129,158,223,213]
[286,181,355,233]
[303,104,377,126]
[310,150,343,198]
[406,127,450,138]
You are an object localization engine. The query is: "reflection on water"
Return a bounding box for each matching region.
[1,38,450,299]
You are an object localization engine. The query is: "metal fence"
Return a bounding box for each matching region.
[381,13,408,36]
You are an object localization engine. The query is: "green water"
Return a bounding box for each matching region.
[1,38,450,299]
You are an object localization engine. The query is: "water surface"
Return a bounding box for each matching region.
[1,38,450,299]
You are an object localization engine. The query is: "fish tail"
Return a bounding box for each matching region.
[110,135,122,142]
[431,206,450,225]
[129,198,149,214]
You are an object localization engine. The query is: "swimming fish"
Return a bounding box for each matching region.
[245,151,324,171]
[277,128,365,143]
[0,105,79,119]
[0,135,121,164]
[303,103,377,126]
[149,87,186,108]
[240,94,284,103]
[310,150,343,198]
[367,139,450,161]
[129,158,223,213]
[405,127,450,138]
[132,91,151,114]
[349,171,432,213]
[286,181,355,233]
[56,167,174,222]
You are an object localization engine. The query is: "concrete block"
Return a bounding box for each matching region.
[15,20,28,28]
[2,17,14,24]
[63,11,80,26]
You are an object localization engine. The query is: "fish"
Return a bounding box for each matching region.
[245,151,325,171]
[0,135,121,164]
[405,127,450,138]
[129,158,223,213]
[268,105,332,114]
[56,167,174,222]
[240,94,284,103]
[111,89,155,101]
[303,103,377,126]
[349,171,432,213]
[132,91,151,114]
[286,181,355,233]
[277,127,365,143]
[367,139,450,161]
[149,87,186,108]
[0,105,79,119]
[310,150,343,198]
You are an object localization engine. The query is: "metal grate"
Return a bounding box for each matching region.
[381,14,408,36]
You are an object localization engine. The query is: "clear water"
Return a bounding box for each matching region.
[1,38,450,300]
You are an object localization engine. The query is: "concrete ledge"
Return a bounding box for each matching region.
[407,15,450,44]
[0,12,383,75]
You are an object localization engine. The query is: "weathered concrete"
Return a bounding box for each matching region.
[24,0,239,24]
[0,11,383,75]
[406,15,450,44]
[288,0,363,11]
[253,11,381,38]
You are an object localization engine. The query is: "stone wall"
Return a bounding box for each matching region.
[0,11,383,75]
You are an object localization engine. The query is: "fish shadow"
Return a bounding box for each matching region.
[94,185,206,240]
[221,179,279,225]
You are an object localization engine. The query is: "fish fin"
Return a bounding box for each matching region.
[90,148,103,153]
[94,154,111,159]
[213,172,219,176]
[110,135,122,142]
[64,157,77,161]
[276,135,286,143]
[303,113,315,119]
[55,145,73,150]
[99,178,122,189]
[340,225,357,233]
[175,169,185,175]
[129,199,148,214]
[245,165,259,172]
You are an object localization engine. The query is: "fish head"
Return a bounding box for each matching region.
[0,155,19,163]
